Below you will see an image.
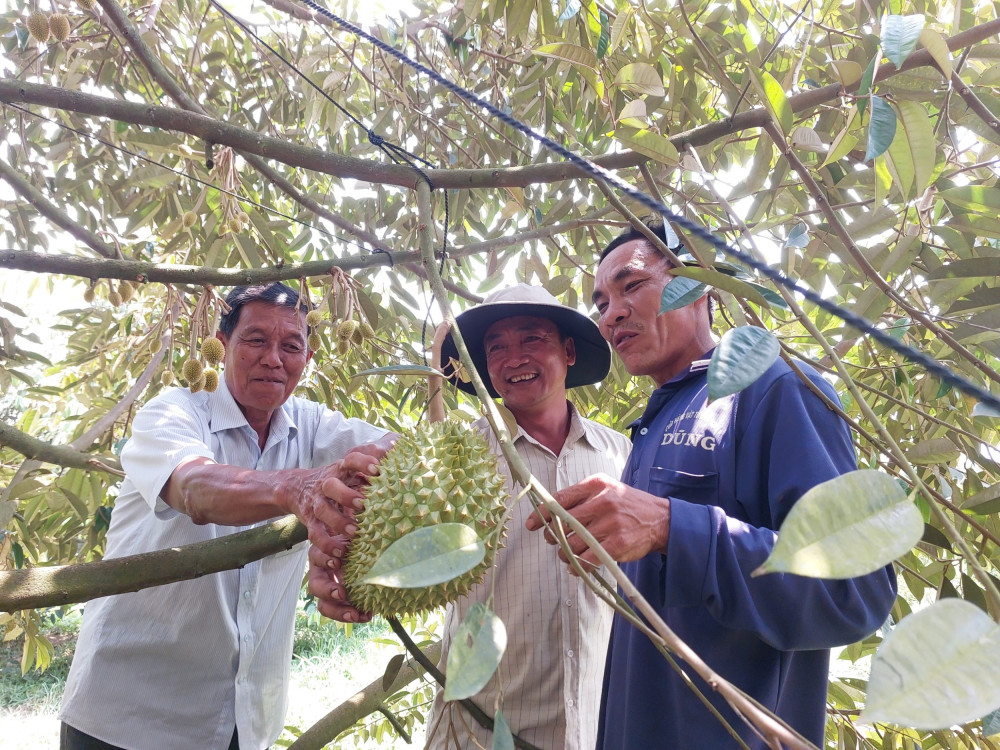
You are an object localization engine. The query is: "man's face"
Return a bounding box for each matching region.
[593,239,710,387]
[483,315,574,415]
[219,300,312,423]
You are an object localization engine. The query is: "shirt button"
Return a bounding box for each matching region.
[639,427,648,435]
[567,698,575,707]
[243,591,251,600]
[566,649,574,657]
[565,599,573,607]
[243,634,251,643]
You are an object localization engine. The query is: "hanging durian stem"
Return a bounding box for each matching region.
[415,181,817,750]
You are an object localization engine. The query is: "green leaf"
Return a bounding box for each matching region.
[614,63,665,96]
[660,277,708,313]
[670,266,772,308]
[983,707,1000,737]
[614,127,678,165]
[596,10,610,59]
[557,0,581,22]
[743,282,789,309]
[857,57,878,119]
[865,96,897,162]
[919,28,952,77]
[863,599,1000,729]
[359,523,486,588]
[608,7,633,54]
[492,710,515,750]
[784,222,809,249]
[940,185,1000,212]
[353,364,443,379]
[820,108,860,167]
[443,603,507,701]
[973,401,1000,419]
[532,43,597,69]
[707,326,780,401]
[881,15,925,69]
[896,100,936,194]
[903,437,960,465]
[754,470,923,578]
[752,70,793,134]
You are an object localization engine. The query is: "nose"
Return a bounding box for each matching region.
[260,341,282,367]
[599,296,628,336]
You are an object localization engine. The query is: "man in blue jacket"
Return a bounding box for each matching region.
[527,219,897,749]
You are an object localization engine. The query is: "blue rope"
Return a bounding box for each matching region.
[294,0,1000,413]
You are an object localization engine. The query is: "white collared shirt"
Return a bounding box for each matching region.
[60,380,385,750]
[425,404,631,750]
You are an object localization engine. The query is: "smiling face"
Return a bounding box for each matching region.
[593,240,714,387]
[483,315,575,417]
[218,300,312,429]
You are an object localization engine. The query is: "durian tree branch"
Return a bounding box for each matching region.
[0,515,306,613]
[287,641,442,750]
[0,212,610,283]
[1,323,170,498]
[0,159,117,260]
[0,421,122,475]
[92,0,385,252]
[415,183,816,750]
[2,19,995,195]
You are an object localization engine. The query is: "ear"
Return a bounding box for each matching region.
[215,329,228,346]
[564,336,577,367]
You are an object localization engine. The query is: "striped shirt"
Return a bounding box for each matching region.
[425,403,631,750]
[60,380,384,750]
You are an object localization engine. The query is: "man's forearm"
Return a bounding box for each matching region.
[163,457,310,526]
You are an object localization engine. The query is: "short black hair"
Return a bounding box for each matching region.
[599,217,680,264]
[219,282,311,338]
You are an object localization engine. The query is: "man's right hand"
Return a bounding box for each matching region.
[307,544,373,624]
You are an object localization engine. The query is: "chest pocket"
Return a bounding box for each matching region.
[648,468,719,508]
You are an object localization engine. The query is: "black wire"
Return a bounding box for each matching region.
[294,0,1000,414]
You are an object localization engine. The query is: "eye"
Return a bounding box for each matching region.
[283,342,305,353]
[244,337,266,346]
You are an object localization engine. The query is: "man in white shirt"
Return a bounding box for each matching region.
[422,285,631,750]
[59,282,392,750]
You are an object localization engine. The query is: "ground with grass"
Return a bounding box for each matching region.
[0,607,434,750]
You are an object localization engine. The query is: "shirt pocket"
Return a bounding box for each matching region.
[647,467,719,508]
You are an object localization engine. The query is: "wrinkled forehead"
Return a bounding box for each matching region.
[483,314,560,342]
[232,301,308,334]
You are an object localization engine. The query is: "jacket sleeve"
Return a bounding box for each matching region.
[663,370,897,651]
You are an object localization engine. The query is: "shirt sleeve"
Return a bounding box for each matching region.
[664,370,898,651]
[120,389,215,514]
[307,407,390,468]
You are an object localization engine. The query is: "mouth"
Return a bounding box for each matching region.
[613,330,638,350]
[253,376,285,385]
[507,372,538,385]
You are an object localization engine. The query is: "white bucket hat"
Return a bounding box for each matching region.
[440,283,612,398]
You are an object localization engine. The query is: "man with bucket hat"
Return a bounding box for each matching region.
[422,283,631,750]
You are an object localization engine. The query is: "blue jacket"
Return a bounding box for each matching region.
[597,354,897,750]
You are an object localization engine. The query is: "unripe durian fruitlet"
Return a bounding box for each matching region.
[77,0,96,9]
[118,281,134,304]
[337,319,357,340]
[201,337,225,366]
[305,310,322,327]
[182,211,197,228]
[307,333,322,351]
[335,338,350,356]
[108,290,123,307]
[182,358,204,384]
[189,373,206,393]
[83,287,96,303]
[203,369,219,392]
[161,371,174,386]
[49,13,70,42]
[26,12,49,42]
[342,421,508,616]
[360,321,375,340]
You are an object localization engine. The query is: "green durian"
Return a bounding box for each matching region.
[343,421,508,616]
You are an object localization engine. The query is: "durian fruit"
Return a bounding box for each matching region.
[359,321,375,340]
[305,310,322,327]
[182,211,197,228]
[337,319,357,341]
[118,281,134,304]
[49,13,70,42]
[77,0,96,9]
[335,338,350,356]
[189,373,206,393]
[201,337,225,366]
[108,289,123,307]
[203,368,219,392]
[83,286,96,303]
[343,421,508,616]
[26,12,49,43]
[308,332,322,351]
[182,358,204,385]
[161,371,174,386]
